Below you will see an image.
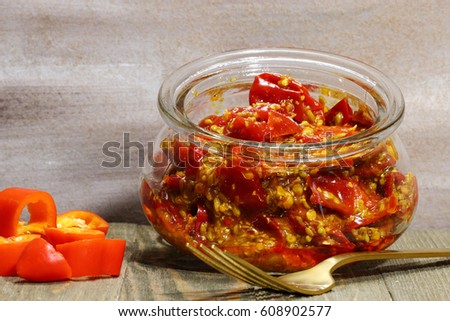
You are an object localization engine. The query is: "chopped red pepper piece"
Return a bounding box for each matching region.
[55,210,110,234]
[42,210,109,246]
[249,73,325,124]
[0,187,57,237]
[266,110,302,139]
[308,172,360,217]
[0,187,126,281]
[16,238,72,282]
[249,73,309,107]
[218,166,267,212]
[355,143,398,177]
[200,106,269,142]
[0,234,41,276]
[44,228,105,247]
[382,172,406,197]
[194,203,209,233]
[250,214,284,243]
[163,174,184,190]
[168,140,204,177]
[351,102,375,127]
[325,97,353,126]
[56,239,126,278]
[226,114,267,142]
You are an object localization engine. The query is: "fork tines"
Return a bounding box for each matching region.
[185,243,300,293]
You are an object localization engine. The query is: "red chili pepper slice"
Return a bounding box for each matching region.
[193,203,209,233]
[200,106,269,142]
[249,73,309,106]
[351,102,375,127]
[266,110,302,139]
[249,73,325,124]
[56,238,126,278]
[308,172,360,217]
[0,234,41,276]
[163,174,184,190]
[382,172,406,197]
[355,143,398,177]
[226,114,267,142]
[294,124,357,144]
[218,166,267,212]
[16,238,72,282]
[0,187,57,237]
[167,140,204,177]
[344,192,397,231]
[325,98,353,126]
[250,214,284,243]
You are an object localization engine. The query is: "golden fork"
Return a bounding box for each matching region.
[185,243,450,295]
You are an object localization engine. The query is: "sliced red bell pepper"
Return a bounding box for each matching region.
[43,210,109,246]
[44,228,105,247]
[55,210,110,234]
[0,186,127,281]
[0,234,41,276]
[56,238,126,278]
[16,238,72,282]
[0,187,57,237]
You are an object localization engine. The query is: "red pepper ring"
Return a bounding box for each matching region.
[0,187,57,237]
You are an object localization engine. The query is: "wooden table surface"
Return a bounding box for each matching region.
[1,223,448,301]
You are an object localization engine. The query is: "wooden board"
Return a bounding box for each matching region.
[1,223,449,301]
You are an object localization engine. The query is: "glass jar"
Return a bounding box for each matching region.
[140,48,418,272]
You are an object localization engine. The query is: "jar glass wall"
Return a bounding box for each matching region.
[140,49,418,272]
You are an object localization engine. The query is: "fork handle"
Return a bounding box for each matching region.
[329,248,450,272]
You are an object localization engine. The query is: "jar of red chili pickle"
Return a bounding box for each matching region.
[140,48,418,272]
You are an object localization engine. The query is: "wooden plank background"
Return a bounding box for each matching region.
[0,223,448,301]
[1,0,449,230]
[0,0,449,302]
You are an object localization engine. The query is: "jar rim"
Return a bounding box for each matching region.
[157,48,405,162]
